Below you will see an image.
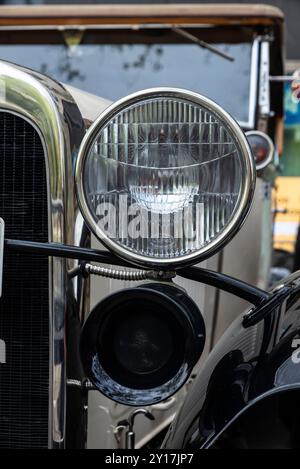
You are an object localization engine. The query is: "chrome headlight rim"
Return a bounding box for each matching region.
[75,87,255,269]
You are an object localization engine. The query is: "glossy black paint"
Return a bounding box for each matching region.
[5,238,269,306]
[163,271,300,449]
[80,283,206,406]
[179,266,270,307]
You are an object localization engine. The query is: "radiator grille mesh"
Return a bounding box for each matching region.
[0,112,49,448]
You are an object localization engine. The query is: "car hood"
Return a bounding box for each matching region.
[64,84,112,125]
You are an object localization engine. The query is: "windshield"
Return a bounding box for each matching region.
[0,30,255,125]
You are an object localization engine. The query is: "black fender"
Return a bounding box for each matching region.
[206,386,300,449]
[164,271,300,449]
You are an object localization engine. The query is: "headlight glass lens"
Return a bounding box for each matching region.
[79,91,254,266]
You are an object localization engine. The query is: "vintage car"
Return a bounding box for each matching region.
[0,4,288,449]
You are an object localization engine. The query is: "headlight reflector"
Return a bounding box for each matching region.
[76,88,255,267]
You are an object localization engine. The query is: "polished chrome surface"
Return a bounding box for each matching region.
[0,60,86,448]
[84,264,175,281]
[76,87,256,269]
[258,41,271,119]
[246,38,260,130]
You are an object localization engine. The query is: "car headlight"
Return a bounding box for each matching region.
[76,88,255,268]
[246,130,275,171]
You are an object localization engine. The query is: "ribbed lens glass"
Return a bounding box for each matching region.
[83,96,248,262]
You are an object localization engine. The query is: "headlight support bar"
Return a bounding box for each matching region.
[5,238,270,307]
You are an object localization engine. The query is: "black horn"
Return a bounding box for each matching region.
[80,283,205,406]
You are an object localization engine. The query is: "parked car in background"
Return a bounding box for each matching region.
[0,4,285,449]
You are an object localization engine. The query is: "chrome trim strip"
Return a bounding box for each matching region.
[0,61,85,448]
[76,87,256,269]
[258,41,271,118]
[243,37,260,130]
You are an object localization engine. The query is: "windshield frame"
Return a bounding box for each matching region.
[244,37,259,130]
[0,24,260,129]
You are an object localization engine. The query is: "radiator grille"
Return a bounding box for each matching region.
[0,112,49,448]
